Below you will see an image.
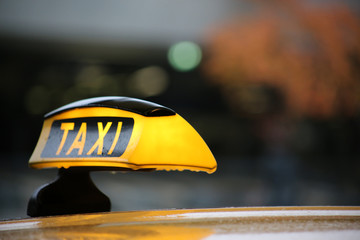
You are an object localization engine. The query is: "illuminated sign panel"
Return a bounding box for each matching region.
[29,97,217,173]
[41,117,134,158]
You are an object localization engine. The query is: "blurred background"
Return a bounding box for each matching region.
[1,0,360,220]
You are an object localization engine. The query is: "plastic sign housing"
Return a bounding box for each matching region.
[29,97,217,173]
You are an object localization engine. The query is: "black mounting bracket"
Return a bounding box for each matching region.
[27,167,111,217]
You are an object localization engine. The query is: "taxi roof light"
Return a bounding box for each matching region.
[27,96,217,217]
[29,96,216,173]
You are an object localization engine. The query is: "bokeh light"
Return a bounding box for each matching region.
[129,66,168,97]
[168,41,202,72]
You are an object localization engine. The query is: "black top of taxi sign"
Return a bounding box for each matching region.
[45,96,176,118]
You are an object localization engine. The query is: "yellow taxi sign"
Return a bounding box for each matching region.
[41,117,133,158]
[29,97,217,173]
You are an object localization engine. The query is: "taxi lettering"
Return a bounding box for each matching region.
[41,117,134,158]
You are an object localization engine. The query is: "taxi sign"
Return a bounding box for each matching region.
[29,96,217,173]
[41,117,134,158]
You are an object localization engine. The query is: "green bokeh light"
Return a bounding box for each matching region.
[168,41,202,72]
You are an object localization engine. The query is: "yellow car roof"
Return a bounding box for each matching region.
[1,206,360,239]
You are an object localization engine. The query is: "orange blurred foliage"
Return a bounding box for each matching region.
[203,0,360,118]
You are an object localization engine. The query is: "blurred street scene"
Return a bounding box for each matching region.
[1,0,360,220]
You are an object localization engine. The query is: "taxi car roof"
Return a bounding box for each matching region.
[1,206,359,239]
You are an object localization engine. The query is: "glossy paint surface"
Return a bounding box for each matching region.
[1,207,359,239]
